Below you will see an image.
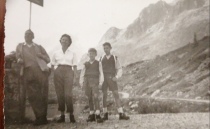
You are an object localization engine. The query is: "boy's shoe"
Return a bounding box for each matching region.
[87,114,96,122]
[102,112,108,121]
[119,113,130,120]
[57,115,65,123]
[96,115,103,123]
[70,114,76,123]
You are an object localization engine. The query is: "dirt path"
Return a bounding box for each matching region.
[5,113,209,129]
[118,91,210,104]
[4,96,210,129]
[153,97,210,103]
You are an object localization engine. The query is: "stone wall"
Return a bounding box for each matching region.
[4,53,22,124]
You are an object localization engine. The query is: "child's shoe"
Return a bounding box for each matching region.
[86,114,95,122]
[96,115,103,123]
[119,113,130,120]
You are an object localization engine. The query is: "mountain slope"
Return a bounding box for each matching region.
[118,36,210,99]
[97,0,209,66]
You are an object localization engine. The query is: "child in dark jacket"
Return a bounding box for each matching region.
[80,48,104,123]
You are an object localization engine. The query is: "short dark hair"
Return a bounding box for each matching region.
[88,48,97,55]
[103,42,112,48]
[60,34,72,46]
[25,29,34,38]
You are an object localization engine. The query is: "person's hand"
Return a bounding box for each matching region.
[17,58,24,64]
[112,77,118,82]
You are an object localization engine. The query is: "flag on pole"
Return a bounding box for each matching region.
[28,0,43,7]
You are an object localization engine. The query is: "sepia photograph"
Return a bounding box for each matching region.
[2,0,210,128]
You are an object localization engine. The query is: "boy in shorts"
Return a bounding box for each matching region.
[100,42,129,120]
[80,48,104,123]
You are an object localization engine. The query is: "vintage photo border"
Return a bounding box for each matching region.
[0,0,6,128]
[0,1,209,129]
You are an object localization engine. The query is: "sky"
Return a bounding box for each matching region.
[4,0,174,59]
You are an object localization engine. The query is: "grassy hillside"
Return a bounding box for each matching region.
[118,36,210,100]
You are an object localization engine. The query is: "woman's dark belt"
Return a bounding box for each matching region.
[58,65,72,69]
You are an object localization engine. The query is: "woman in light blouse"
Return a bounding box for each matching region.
[51,34,78,123]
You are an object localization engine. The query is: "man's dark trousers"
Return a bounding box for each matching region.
[22,65,49,121]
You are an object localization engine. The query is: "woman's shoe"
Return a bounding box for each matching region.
[57,115,65,123]
[86,114,96,122]
[119,113,130,120]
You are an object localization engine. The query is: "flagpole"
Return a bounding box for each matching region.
[29,2,32,29]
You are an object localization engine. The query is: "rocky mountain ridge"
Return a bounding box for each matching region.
[97,0,209,66]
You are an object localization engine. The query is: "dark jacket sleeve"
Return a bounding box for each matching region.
[39,45,50,64]
[16,43,22,61]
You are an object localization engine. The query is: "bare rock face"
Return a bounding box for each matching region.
[171,0,207,15]
[96,0,209,66]
[124,0,171,39]
[98,27,122,44]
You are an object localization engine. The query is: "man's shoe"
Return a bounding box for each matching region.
[96,115,103,123]
[119,113,130,120]
[70,114,76,123]
[57,115,65,123]
[86,114,95,122]
[33,119,48,126]
[102,112,108,121]
[19,117,33,124]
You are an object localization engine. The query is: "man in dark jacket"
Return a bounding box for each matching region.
[16,29,50,126]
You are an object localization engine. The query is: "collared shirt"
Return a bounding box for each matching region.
[24,42,35,48]
[51,47,78,66]
[102,54,122,79]
[80,60,104,86]
[105,54,112,59]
